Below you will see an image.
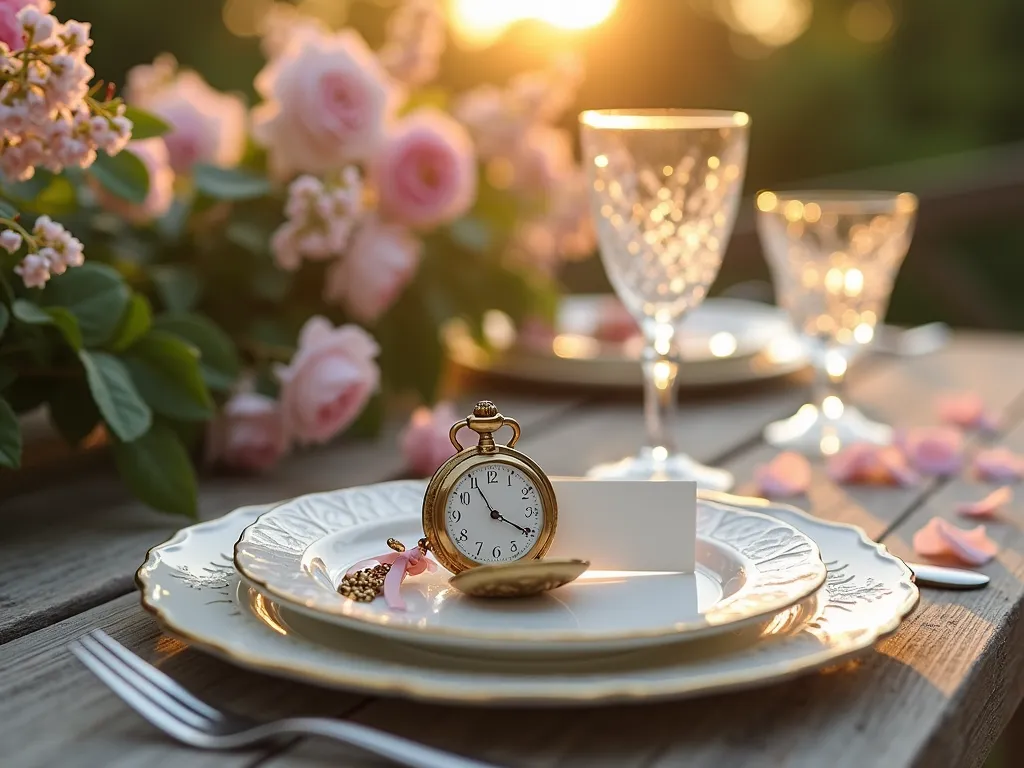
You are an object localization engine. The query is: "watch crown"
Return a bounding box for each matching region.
[473,400,498,418]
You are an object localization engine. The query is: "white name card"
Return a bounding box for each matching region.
[545,478,696,572]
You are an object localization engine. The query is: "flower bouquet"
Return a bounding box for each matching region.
[0,0,593,516]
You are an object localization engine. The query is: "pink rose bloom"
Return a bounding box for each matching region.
[0,0,51,50]
[371,108,477,229]
[252,29,396,179]
[95,138,174,224]
[207,393,288,472]
[127,59,246,174]
[400,402,459,477]
[324,217,420,323]
[275,316,380,445]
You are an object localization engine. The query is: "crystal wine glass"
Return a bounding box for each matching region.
[756,190,918,456]
[579,109,750,489]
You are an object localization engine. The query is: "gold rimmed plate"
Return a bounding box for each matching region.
[233,481,827,656]
[138,492,917,706]
[444,295,809,389]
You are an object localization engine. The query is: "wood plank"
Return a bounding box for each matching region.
[0,594,368,768]
[0,393,581,645]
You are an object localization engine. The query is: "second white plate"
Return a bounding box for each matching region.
[234,481,827,655]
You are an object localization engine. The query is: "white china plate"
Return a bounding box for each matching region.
[137,492,917,706]
[444,296,809,388]
[234,481,827,654]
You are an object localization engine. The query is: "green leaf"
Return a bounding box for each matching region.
[12,299,83,350]
[112,422,197,518]
[12,299,52,325]
[0,395,21,468]
[124,331,214,421]
[449,218,493,254]
[193,164,270,200]
[0,363,15,391]
[40,263,130,347]
[31,174,77,215]
[0,199,16,218]
[90,149,150,204]
[110,293,152,351]
[123,106,171,140]
[152,313,241,393]
[0,303,7,338]
[43,307,83,350]
[47,382,101,445]
[2,170,57,205]
[151,265,201,313]
[79,350,152,442]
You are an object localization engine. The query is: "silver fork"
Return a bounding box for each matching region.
[69,630,499,768]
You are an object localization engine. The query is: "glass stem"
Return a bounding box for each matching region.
[814,345,849,417]
[641,322,681,455]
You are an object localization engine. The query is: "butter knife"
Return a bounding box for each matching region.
[906,561,989,590]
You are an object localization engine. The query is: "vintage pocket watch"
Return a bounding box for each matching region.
[422,400,558,575]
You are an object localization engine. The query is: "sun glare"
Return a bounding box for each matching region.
[448,0,618,46]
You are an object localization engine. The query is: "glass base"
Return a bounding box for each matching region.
[586,447,735,491]
[763,402,893,457]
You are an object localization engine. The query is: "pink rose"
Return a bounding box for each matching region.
[275,316,380,444]
[371,108,477,229]
[0,0,50,50]
[94,138,174,224]
[324,217,420,323]
[207,393,288,472]
[127,60,246,174]
[399,401,459,477]
[252,29,396,178]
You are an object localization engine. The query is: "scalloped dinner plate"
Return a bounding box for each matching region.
[233,481,828,655]
[136,490,918,706]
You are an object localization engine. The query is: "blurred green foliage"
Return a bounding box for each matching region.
[63,0,1024,329]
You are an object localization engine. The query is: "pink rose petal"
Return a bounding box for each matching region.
[913,517,997,566]
[936,391,1000,433]
[754,452,811,497]
[901,427,964,476]
[827,443,919,486]
[974,447,1024,483]
[957,486,1013,518]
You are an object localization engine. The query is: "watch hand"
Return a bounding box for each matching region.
[496,514,529,535]
[476,486,496,514]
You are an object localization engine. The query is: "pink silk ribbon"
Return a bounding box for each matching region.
[346,547,437,610]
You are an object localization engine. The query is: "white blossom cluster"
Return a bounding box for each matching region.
[0,6,131,182]
[6,214,84,289]
[270,168,364,271]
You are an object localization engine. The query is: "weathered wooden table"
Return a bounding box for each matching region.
[3,332,1024,768]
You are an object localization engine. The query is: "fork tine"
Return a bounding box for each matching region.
[88,630,223,721]
[69,640,205,745]
[77,635,214,731]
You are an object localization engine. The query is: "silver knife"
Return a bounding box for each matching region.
[906,561,989,590]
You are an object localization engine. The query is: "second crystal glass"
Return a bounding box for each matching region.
[756,190,918,456]
[579,109,750,489]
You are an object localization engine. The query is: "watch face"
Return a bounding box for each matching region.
[444,462,544,565]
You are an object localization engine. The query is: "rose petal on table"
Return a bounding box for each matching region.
[913,517,998,565]
[936,391,999,433]
[754,452,812,497]
[957,486,1013,518]
[827,443,919,486]
[974,447,1024,483]
[902,426,965,476]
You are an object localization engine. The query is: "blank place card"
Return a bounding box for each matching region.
[545,478,696,572]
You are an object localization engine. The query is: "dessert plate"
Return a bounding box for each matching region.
[444,295,808,388]
[137,491,917,706]
[234,481,828,654]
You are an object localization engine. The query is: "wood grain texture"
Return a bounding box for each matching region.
[0,595,369,768]
[0,393,581,645]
